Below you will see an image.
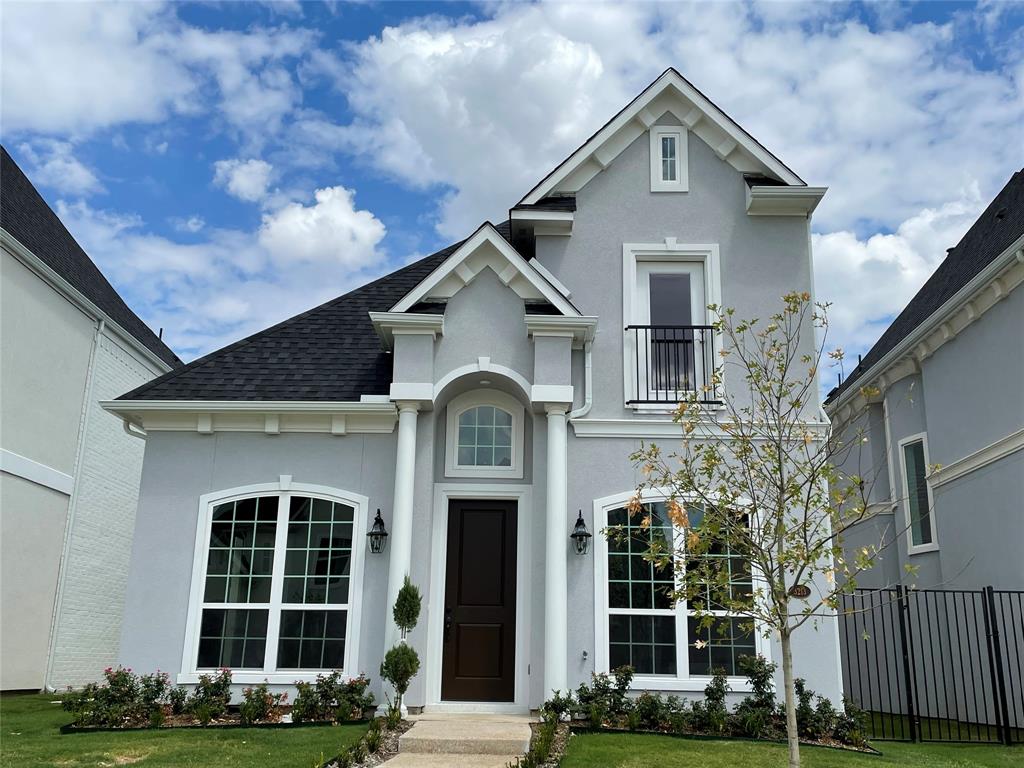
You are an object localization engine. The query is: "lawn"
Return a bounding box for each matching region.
[561,731,1024,768]
[0,693,367,768]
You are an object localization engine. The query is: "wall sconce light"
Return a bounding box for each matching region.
[367,509,389,553]
[570,510,592,555]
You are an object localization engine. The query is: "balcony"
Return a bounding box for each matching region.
[625,325,720,406]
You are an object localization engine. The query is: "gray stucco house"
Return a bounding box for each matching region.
[826,170,1024,592]
[105,69,843,711]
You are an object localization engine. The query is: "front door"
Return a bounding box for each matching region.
[441,499,517,702]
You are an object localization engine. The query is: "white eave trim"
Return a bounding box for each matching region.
[519,68,804,205]
[510,208,574,236]
[827,234,1024,416]
[100,400,398,435]
[390,222,580,316]
[746,185,827,216]
[1,227,175,374]
[368,312,444,349]
[525,315,597,348]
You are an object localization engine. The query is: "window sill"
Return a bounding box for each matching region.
[177,671,348,686]
[630,675,760,693]
[907,543,940,556]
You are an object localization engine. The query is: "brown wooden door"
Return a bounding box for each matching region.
[441,499,517,702]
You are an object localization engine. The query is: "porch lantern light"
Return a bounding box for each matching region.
[367,509,389,554]
[570,510,592,555]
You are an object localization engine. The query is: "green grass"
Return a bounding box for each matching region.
[561,731,1024,767]
[0,693,368,768]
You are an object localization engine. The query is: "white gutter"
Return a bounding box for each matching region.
[568,340,593,420]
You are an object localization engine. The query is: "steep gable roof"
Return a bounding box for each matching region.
[118,223,517,401]
[1,146,181,368]
[518,67,805,206]
[826,169,1024,404]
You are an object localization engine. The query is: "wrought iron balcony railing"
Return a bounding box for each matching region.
[625,324,720,405]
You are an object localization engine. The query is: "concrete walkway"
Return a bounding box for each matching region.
[389,713,533,767]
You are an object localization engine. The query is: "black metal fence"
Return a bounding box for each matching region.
[839,586,1024,744]
[624,325,720,405]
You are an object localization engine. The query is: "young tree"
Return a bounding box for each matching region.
[627,292,897,768]
[380,576,422,716]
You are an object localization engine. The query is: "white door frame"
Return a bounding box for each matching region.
[425,483,533,714]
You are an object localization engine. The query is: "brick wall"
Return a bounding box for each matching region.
[47,333,164,688]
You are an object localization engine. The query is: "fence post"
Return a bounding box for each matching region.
[982,586,1012,746]
[895,585,918,743]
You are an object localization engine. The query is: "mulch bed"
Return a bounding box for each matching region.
[525,721,572,767]
[61,713,369,734]
[321,718,414,768]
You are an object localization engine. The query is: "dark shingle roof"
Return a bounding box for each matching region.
[1,146,181,368]
[826,169,1024,404]
[118,223,515,401]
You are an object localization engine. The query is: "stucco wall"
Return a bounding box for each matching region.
[534,118,816,420]
[119,431,398,694]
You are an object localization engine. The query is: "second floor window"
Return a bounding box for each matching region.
[901,436,936,549]
[445,390,525,479]
[650,126,688,192]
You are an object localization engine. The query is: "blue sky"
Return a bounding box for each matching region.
[3,1,1022,369]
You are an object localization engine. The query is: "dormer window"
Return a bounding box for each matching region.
[445,390,525,478]
[650,126,688,192]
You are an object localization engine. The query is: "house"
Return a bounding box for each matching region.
[1,147,181,691]
[104,69,843,711]
[826,171,1024,591]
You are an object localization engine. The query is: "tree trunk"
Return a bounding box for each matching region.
[781,628,800,768]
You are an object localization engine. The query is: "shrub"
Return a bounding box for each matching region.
[574,666,634,724]
[60,667,167,728]
[292,672,374,723]
[239,682,286,725]
[691,669,730,734]
[633,692,667,730]
[734,655,779,738]
[188,669,232,721]
[833,698,868,747]
[541,690,574,726]
[393,577,422,637]
[380,644,420,710]
[365,722,383,753]
[793,678,816,738]
[167,685,189,715]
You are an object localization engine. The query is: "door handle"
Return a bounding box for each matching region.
[444,607,453,642]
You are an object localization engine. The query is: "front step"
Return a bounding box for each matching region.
[387,754,517,767]
[399,715,532,756]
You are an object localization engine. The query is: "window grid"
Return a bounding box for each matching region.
[456,405,513,468]
[661,135,677,181]
[191,492,360,678]
[602,499,759,681]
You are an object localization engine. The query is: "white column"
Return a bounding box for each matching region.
[544,405,569,697]
[386,401,419,648]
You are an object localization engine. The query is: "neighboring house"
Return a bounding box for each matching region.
[105,69,842,711]
[826,170,1024,591]
[1,147,181,691]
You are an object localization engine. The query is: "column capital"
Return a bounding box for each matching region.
[395,400,422,414]
[543,403,569,416]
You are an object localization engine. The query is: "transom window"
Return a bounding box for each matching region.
[182,483,366,683]
[596,494,764,688]
[444,390,525,479]
[457,406,513,468]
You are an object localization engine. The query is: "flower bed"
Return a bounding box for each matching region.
[535,658,873,754]
[61,668,375,732]
[318,708,413,768]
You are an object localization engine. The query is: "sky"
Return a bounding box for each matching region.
[2,1,1023,379]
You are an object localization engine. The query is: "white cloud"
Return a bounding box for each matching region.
[54,187,388,358]
[213,158,274,202]
[812,187,986,357]
[1,1,314,143]
[16,140,104,196]
[258,186,386,268]
[309,2,1021,241]
[171,215,206,233]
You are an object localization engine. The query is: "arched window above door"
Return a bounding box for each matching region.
[445,390,525,479]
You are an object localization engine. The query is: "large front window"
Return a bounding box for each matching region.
[596,494,762,687]
[183,484,366,682]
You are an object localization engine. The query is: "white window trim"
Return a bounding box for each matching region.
[178,478,369,685]
[622,242,723,412]
[650,126,688,192]
[592,488,771,693]
[897,432,940,556]
[444,390,525,479]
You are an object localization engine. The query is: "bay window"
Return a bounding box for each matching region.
[180,481,367,683]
